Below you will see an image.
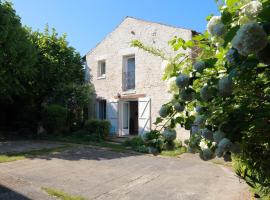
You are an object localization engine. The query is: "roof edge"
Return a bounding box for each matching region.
[83,16,199,57]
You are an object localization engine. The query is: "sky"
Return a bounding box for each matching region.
[11,0,220,56]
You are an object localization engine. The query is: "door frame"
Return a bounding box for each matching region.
[121,101,130,136]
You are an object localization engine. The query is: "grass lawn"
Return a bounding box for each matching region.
[160,147,187,157]
[42,187,87,200]
[0,145,70,163]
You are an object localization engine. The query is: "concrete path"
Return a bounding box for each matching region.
[0,143,250,200]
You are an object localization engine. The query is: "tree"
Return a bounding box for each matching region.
[0,1,93,134]
[133,0,270,197]
[0,1,37,102]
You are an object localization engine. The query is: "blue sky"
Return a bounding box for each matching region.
[12,0,220,56]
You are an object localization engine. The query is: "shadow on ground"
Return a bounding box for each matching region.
[0,140,143,162]
[0,185,30,200]
[31,145,143,161]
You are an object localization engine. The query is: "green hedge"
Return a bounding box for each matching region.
[84,119,110,140]
[42,104,68,134]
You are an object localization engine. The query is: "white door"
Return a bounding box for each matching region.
[138,97,151,135]
[107,100,118,135]
[121,101,130,136]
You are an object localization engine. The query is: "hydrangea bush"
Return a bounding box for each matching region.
[132,0,270,197]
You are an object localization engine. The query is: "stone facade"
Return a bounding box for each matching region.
[85,17,195,141]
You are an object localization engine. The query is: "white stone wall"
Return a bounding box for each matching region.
[86,17,193,141]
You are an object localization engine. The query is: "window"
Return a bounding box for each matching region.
[123,56,135,91]
[97,100,106,120]
[98,60,106,78]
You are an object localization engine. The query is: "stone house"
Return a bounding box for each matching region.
[84,17,197,141]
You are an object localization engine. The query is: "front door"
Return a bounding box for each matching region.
[122,101,130,136]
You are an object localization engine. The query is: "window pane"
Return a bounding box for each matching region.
[101,62,106,75]
[127,57,135,72]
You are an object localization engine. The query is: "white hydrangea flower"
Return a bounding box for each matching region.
[166,77,179,94]
[241,0,263,19]
[199,140,208,150]
[232,22,268,56]
[238,15,253,25]
[207,16,226,36]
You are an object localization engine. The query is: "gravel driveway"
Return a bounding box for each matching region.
[0,142,250,200]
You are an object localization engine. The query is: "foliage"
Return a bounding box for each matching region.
[84,119,111,140]
[42,104,68,134]
[133,0,270,197]
[42,187,87,200]
[141,130,164,154]
[123,137,148,153]
[0,1,93,135]
[0,1,37,102]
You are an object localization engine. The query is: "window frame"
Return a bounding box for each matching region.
[122,55,135,91]
[97,60,106,79]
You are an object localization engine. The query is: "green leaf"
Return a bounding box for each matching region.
[154,117,163,125]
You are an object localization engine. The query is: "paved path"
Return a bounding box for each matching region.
[0,143,250,200]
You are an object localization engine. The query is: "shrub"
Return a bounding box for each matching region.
[124,136,148,153]
[84,119,110,140]
[42,104,68,134]
[142,130,164,154]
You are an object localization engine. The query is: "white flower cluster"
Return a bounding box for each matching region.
[207,16,226,36]
[232,22,268,56]
[199,139,208,150]
[167,77,179,94]
[241,0,263,20]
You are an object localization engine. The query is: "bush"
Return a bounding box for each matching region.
[42,104,68,134]
[84,119,110,140]
[142,130,164,154]
[124,136,148,153]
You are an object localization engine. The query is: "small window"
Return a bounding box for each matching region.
[98,60,106,78]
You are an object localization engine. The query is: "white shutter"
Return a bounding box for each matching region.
[107,100,119,135]
[138,97,151,135]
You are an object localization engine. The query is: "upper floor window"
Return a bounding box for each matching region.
[123,56,135,91]
[98,60,106,79]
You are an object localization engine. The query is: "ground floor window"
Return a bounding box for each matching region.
[97,100,106,120]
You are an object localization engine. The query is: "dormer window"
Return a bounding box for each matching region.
[98,60,106,79]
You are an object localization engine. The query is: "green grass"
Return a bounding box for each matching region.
[212,159,232,167]
[42,187,87,200]
[0,145,70,163]
[160,146,187,157]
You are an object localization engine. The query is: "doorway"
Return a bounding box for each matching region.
[120,100,138,136]
[129,101,138,135]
